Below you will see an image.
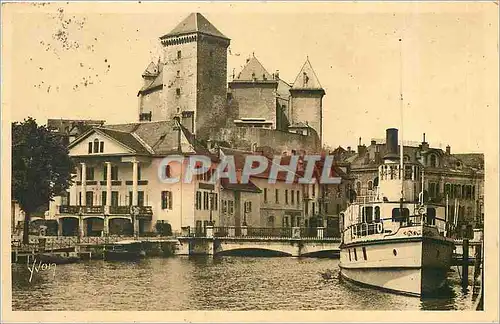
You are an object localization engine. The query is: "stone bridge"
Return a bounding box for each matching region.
[176,226,341,257]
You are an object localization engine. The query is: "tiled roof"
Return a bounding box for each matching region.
[291,58,323,90]
[220,178,262,193]
[97,128,151,154]
[234,56,275,82]
[453,153,484,170]
[160,13,228,40]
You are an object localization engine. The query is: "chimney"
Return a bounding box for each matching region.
[347,146,351,153]
[421,132,429,150]
[446,145,451,155]
[371,140,376,146]
[383,128,399,160]
[275,70,280,79]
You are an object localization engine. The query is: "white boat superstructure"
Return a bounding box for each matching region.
[339,128,455,297]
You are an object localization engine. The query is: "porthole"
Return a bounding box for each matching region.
[393,249,397,256]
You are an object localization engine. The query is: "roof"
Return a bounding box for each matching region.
[220,178,262,193]
[289,122,311,129]
[97,128,151,154]
[138,68,163,95]
[69,120,211,156]
[453,153,484,170]
[160,13,228,40]
[142,61,159,77]
[233,56,276,82]
[291,57,323,90]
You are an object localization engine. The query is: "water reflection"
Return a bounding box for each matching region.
[12,257,475,311]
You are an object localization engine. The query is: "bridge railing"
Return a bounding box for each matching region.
[210,226,340,239]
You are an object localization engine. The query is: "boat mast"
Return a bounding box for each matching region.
[399,38,404,214]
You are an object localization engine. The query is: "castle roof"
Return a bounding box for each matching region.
[233,56,276,83]
[160,12,228,40]
[291,57,323,90]
[142,61,159,77]
[138,68,163,95]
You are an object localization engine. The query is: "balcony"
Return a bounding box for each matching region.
[59,205,152,218]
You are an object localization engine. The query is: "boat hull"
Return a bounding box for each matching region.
[339,234,453,296]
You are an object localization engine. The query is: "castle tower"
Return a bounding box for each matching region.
[289,57,325,143]
[159,13,230,139]
[228,55,278,128]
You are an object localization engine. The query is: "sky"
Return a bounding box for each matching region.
[2,2,498,153]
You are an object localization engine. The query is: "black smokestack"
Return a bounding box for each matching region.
[384,128,399,160]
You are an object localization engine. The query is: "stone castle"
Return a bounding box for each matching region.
[136,13,325,154]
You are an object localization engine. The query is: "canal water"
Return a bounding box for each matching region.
[12,257,475,311]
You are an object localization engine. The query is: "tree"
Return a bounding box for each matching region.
[12,117,75,244]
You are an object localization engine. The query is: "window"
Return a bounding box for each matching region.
[86,191,94,206]
[368,181,373,190]
[336,204,340,214]
[348,249,351,261]
[312,184,316,197]
[362,247,367,260]
[137,165,142,181]
[430,154,437,167]
[275,189,279,204]
[263,188,268,203]
[203,192,209,210]
[79,192,82,205]
[291,190,295,204]
[283,216,290,227]
[429,183,437,198]
[177,50,181,59]
[93,139,99,153]
[211,193,218,211]
[312,202,316,215]
[209,50,214,57]
[88,142,92,154]
[111,166,118,180]
[111,191,119,207]
[392,208,410,222]
[195,191,202,210]
[101,191,107,206]
[244,201,252,213]
[353,248,358,261]
[285,190,288,204]
[445,183,452,198]
[176,88,181,96]
[427,207,436,225]
[176,70,180,77]
[86,167,95,180]
[100,142,104,153]
[404,166,412,180]
[356,181,361,194]
[228,200,234,214]
[61,191,70,206]
[161,191,173,210]
[375,206,381,222]
[362,206,373,223]
[297,191,300,205]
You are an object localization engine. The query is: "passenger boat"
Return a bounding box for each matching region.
[338,128,455,297]
[103,240,146,261]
